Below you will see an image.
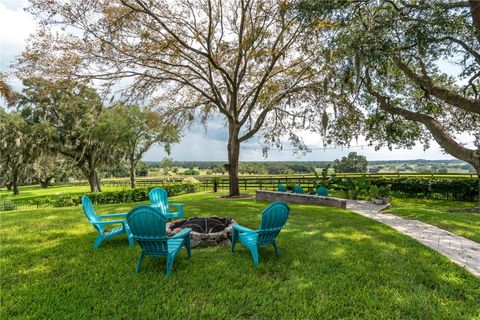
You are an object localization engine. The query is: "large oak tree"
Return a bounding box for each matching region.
[300,0,480,177]
[17,0,327,196]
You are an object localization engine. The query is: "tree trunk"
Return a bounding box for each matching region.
[40,180,49,188]
[475,161,480,205]
[227,123,241,196]
[12,168,19,196]
[39,176,53,188]
[129,155,136,189]
[84,168,101,193]
[94,170,102,192]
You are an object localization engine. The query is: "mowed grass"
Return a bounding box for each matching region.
[1,192,479,319]
[0,184,129,202]
[385,198,480,243]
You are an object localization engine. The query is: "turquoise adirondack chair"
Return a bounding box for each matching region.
[231,201,290,266]
[148,187,184,219]
[277,184,286,192]
[316,186,329,196]
[294,185,304,194]
[127,206,192,276]
[81,195,134,249]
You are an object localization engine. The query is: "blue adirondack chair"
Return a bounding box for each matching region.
[231,201,290,266]
[293,185,304,194]
[148,187,184,219]
[277,184,286,192]
[81,195,134,249]
[127,206,192,276]
[316,186,329,196]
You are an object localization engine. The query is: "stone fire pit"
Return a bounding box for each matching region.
[166,216,237,248]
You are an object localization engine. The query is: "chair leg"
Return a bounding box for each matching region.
[248,246,260,266]
[124,224,135,248]
[127,235,135,247]
[166,254,175,277]
[135,253,144,273]
[184,237,191,258]
[231,231,238,252]
[272,241,280,256]
[93,234,103,249]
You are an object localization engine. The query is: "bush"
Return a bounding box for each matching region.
[30,182,199,208]
[0,197,16,211]
[371,178,479,201]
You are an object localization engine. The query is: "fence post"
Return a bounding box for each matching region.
[244,179,247,190]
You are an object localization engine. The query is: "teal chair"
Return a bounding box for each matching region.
[231,202,290,266]
[127,206,191,276]
[81,195,134,249]
[316,186,329,196]
[148,187,184,219]
[293,185,304,194]
[277,184,286,192]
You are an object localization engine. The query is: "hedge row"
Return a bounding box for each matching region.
[370,178,479,202]
[18,183,198,209]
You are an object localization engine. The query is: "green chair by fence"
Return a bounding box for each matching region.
[316,186,329,196]
[81,195,134,249]
[127,206,192,276]
[148,187,184,219]
[231,201,290,266]
[277,184,286,192]
[293,185,304,194]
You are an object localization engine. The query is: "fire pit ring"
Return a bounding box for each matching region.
[166,216,237,248]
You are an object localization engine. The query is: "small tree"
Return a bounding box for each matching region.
[114,104,180,188]
[160,157,174,176]
[0,109,39,195]
[30,154,74,188]
[333,152,368,173]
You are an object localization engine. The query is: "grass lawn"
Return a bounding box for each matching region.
[0,184,129,202]
[1,192,479,319]
[385,198,480,243]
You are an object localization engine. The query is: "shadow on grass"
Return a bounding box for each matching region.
[2,193,480,319]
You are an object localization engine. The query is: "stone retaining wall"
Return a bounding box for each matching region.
[255,190,347,209]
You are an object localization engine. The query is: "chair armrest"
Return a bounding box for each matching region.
[169,203,183,209]
[170,227,192,239]
[98,213,128,219]
[232,224,256,233]
[93,220,125,225]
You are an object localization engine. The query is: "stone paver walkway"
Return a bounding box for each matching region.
[346,200,480,277]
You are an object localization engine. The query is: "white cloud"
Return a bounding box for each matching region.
[0,0,36,71]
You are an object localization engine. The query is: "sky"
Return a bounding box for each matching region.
[0,0,474,162]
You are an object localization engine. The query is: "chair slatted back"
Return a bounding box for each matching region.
[148,187,169,214]
[81,195,105,233]
[257,202,290,246]
[127,206,169,254]
[316,186,328,196]
[294,185,304,194]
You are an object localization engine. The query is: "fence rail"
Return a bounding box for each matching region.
[2,173,477,212]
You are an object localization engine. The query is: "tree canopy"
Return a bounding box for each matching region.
[299,0,480,175]
[16,0,332,196]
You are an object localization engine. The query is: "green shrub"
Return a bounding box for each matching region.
[0,197,16,211]
[371,178,479,201]
[23,182,199,208]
